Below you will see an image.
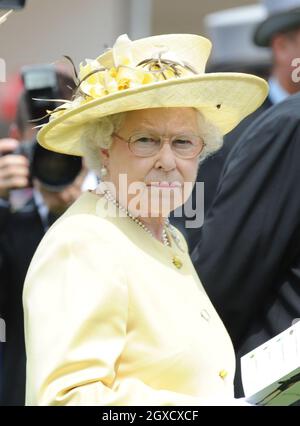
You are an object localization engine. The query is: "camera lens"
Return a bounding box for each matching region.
[31,143,82,191]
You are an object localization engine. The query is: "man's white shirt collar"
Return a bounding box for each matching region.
[268,76,289,105]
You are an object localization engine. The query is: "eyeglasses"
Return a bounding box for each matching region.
[113,132,205,159]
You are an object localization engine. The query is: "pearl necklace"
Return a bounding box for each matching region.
[103,189,170,247]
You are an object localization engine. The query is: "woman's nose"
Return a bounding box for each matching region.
[154,140,177,170]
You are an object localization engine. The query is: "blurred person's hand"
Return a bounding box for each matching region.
[0,138,30,199]
[34,166,88,215]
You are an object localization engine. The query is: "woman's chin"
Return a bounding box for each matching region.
[138,191,184,218]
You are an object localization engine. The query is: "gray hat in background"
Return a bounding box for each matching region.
[254,0,300,47]
[204,4,271,67]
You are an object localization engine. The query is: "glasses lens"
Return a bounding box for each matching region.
[129,135,160,156]
[171,135,204,158]
[128,134,204,158]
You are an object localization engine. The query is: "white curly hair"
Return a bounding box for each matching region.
[80,109,223,176]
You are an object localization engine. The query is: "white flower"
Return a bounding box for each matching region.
[112,34,134,68]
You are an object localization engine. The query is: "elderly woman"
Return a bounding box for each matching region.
[23,34,268,405]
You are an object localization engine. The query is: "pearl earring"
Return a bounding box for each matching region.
[100,166,108,178]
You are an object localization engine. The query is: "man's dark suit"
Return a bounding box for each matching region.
[191,93,300,396]
[0,200,46,405]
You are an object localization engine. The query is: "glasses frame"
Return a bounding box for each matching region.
[112,132,205,159]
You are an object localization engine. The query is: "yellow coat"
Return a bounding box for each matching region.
[23,191,235,405]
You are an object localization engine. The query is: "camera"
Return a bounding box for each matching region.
[17,64,82,192]
[14,139,83,192]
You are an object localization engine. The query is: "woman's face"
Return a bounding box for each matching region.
[102,107,201,218]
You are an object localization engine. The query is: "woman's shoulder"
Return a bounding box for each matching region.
[27,193,121,266]
[48,191,117,239]
[24,193,126,293]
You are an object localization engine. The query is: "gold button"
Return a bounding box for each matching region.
[219,369,228,379]
[172,255,183,269]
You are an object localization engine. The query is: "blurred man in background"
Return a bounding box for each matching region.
[254,0,300,100]
[0,68,94,405]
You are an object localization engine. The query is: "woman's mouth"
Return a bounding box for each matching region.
[147,181,182,188]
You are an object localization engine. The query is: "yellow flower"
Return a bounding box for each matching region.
[117,66,143,84]
[109,67,118,78]
[79,59,105,85]
[103,70,118,94]
[62,34,189,112]
[89,84,106,98]
[78,58,108,98]
[79,59,100,74]
[142,72,156,85]
[118,79,130,90]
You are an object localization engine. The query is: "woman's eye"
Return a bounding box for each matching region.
[136,137,156,144]
[173,139,193,147]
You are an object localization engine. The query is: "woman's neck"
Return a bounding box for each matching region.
[96,183,169,242]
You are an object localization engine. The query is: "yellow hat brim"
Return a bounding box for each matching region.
[37,72,268,156]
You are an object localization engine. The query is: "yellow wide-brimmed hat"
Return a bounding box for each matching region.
[37,33,268,156]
